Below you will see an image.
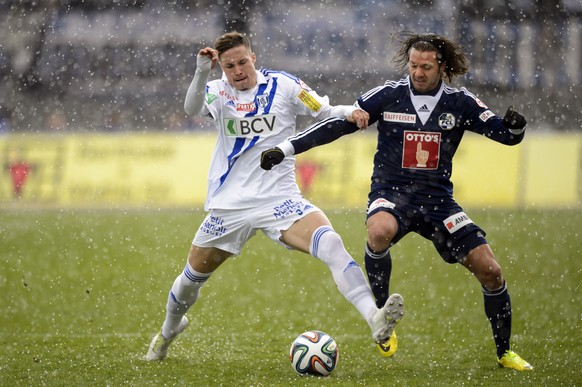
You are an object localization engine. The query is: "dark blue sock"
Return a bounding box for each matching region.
[483,282,512,358]
[364,244,392,308]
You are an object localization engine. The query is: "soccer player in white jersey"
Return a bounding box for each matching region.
[145,32,404,362]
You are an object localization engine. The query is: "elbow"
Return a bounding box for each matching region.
[184,101,199,117]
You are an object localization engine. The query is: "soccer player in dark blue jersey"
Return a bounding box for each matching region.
[260,32,531,371]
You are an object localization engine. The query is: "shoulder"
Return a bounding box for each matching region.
[384,78,408,89]
[443,85,475,100]
[207,78,225,91]
[360,78,407,101]
[444,85,489,109]
[259,68,298,81]
[259,68,304,88]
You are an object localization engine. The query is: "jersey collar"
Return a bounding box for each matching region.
[408,76,443,97]
[220,70,267,89]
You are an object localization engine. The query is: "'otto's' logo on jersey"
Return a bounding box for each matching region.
[224,114,278,137]
[402,130,441,170]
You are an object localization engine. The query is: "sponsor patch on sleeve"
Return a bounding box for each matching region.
[205,94,218,104]
[443,211,473,233]
[475,97,488,109]
[479,110,495,122]
[297,90,322,112]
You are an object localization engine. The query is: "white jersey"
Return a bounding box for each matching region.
[197,69,346,210]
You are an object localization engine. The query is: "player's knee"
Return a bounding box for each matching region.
[487,265,504,289]
[311,226,351,266]
[366,223,395,251]
[477,261,504,290]
[366,212,397,250]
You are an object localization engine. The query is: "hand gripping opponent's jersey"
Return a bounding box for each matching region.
[288,76,525,205]
[199,69,343,210]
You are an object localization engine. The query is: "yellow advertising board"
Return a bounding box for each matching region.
[57,134,213,207]
[0,133,214,208]
[0,132,579,209]
[522,135,581,208]
[450,132,523,208]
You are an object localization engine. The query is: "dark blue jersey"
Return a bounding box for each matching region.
[289,76,525,205]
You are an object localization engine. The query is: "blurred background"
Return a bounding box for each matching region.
[0,0,580,133]
[0,0,580,209]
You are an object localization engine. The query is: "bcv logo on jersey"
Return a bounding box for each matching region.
[223,114,278,137]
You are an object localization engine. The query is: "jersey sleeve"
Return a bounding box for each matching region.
[355,85,386,126]
[287,117,360,155]
[462,92,525,145]
[284,84,386,155]
[291,78,334,118]
[198,81,220,120]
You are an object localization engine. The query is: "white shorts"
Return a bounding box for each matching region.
[192,196,322,255]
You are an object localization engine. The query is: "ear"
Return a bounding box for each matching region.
[251,52,257,64]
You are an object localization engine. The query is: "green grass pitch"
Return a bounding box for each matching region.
[1,207,580,386]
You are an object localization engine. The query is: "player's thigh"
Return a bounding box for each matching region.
[427,207,488,264]
[187,244,232,273]
[256,196,325,253]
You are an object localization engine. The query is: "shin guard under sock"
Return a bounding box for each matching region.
[483,282,512,358]
[364,244,392,308]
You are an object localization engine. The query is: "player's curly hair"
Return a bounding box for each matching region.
[392,32,469,83]
[214,31,252,57]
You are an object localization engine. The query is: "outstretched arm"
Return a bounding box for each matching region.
[287,117,361,154]
[260,117,360,170]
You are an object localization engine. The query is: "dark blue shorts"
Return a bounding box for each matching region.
[366,189,488,264]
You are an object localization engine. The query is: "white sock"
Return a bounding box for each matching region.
[310,226,378,328]
[161,262,211,339]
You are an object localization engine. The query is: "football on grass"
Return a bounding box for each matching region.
[289,330,338,376]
